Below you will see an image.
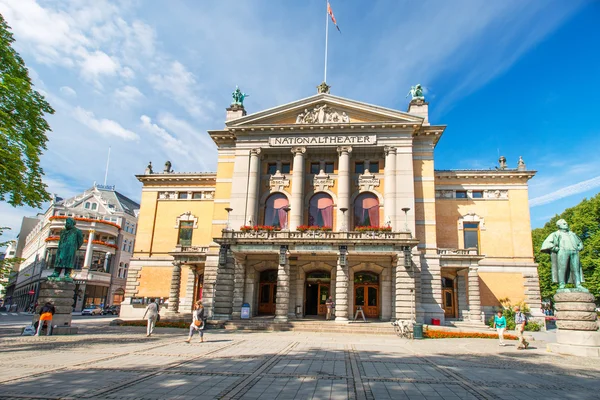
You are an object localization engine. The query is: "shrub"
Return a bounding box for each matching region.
[355,226,392,232]
[423,330,518,340]
[297,225,332,232]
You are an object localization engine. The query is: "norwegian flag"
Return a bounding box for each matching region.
[327,2,341,33]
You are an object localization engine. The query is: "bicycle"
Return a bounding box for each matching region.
[391,319,414,339]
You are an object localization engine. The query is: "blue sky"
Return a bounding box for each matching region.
[0,0,598,242]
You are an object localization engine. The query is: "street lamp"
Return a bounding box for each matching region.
[340,207,348,232]
[401,207,410,232]
[225,208,233,231]
[283,206,290,230]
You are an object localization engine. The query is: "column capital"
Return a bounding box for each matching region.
[337,146,352,155]
[172,260,183,268]
[384,146,397,156]
[88,229,96,234]
[233,254,246,265]
[250,148,261,156]
[291,146,306,155]
[468,266,479,274]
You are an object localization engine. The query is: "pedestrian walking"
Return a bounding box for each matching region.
[185,301,205,343]
[513,306,529,349]
[143,298,159,337]
[325,296,335,320]
[36,302,55,336]
[493,310,507,346]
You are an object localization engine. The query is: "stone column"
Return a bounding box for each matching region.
[457,270,468,320]
[395,255,416,320]
[467,266,482,323]
[335,254,349,322]
[102,252,110,272]
[167,261,182,313]
[395,146,416,232]
[381,265,393,321]
[83,228,96,269]
[288,261,298,319]
[232,255,246,319]
[274,250,290,322]
[384,146,396,230]
[182,266,197,314]
[290,147,306,230]
[246,148,261,226]
[337,146,352,231]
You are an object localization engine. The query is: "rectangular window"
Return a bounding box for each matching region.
[368,162,379,173]
[192,192,203,199]
[324,162,334,174]
[310,163,320,174]
[456,191,468,199]
[354,162,364,174]
[267,163,277,175]
[472,191,483,199]
[178,192,188,199]
[131,224,135,234]
[178,221,194,247]
[281,163,291,174]
[463,222,479,253]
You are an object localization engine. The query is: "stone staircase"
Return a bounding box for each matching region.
[221,318,397,335]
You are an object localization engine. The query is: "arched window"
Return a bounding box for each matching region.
[91,203,97,211]
[84,202,90,209]
[354,193,379,228]
[308,193,334,227]
[264,193,289,228]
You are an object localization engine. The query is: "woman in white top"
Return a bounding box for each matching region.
[143,299,159,337]
[185,301,205,343]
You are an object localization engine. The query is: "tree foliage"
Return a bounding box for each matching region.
[532,193,600,303]
[0,13,54,208]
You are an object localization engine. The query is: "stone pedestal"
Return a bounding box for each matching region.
[548,292,600,357]
[33,281,78,335]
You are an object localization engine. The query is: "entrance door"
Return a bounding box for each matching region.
[317,284,330,315]
[442,288,455,317]
[355,285,379,318]
[258,270,277,315]
[442,277,455,318]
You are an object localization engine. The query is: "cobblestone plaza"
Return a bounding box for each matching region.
[1,324,599,399]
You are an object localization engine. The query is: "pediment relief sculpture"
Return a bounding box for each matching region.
[296,104,350,124]
[313,170,335,191]
[269,171,290,192]
[484,189,508,199]
[357,173,380,191]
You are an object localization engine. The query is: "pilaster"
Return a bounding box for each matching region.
[468,266,483,323]
[275,249,290,322]
[384,146,397,231]
[394,254,416,320]
[337,146,352,231]
[232,255,246,319]
[290,147,306,230]
[335,253,349,322]
[246,148,261,226]
[167,261,182,314]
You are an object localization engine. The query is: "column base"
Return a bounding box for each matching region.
[274,315,289,323]
[335,316,349,323]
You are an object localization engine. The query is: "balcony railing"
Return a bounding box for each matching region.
[437,248,479,256]
[221,229,414,242]
[171,245,210,254]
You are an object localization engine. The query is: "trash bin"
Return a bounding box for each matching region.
[295,305,302,317]
[241,303,250,319]
[412,323,423,340]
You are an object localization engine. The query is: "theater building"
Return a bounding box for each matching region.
[121,87,542,325]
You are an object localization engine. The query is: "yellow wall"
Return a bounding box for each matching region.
[138,266,172,297]
[479,272,525,306]
[134,191,158,255]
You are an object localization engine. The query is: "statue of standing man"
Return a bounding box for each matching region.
[48,218,84,282]
[541,219,587,292]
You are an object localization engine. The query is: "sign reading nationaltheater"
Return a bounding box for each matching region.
[269,135,377,147]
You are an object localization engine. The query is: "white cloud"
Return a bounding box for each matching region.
[148,61,215,120]
[139,115,190,158]
[530,175,600,207]
[73,107,139,141]
[114,85,144,107]
[59,86,77,98]
[78,49,120,81]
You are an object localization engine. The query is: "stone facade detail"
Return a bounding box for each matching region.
[159,190,214,200]
[357,173,380,191]
[313,170,335,191]
[484,189,508,199]
[269,171,290,192]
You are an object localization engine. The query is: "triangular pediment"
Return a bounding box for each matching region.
[226,93,423,127]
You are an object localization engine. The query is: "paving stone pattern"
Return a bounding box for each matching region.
[1,326,600,399]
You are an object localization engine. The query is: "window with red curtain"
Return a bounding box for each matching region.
[264,193,289,228]
[308,193,334,227]
[354,193,379,228]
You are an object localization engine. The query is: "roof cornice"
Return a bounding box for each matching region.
[136,173,217,185]
[435,170,536,181]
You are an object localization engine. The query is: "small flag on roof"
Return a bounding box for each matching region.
[327,2,341,33]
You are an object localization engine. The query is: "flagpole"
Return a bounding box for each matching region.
[103,146,111,186]
[324,0,329,83]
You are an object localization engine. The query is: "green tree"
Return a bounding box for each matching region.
[532,193,600,304]
[0,13,54,208]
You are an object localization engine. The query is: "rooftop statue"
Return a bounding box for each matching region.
[541,219,588,292]
[406,84,424,101]
[231,86,249,106]
[48,218,84,282]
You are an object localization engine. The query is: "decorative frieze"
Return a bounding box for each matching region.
[295,104,350,124]
[158,190,214,200]
[269,171,290,192]
[435,189,508,200]
[358,173,380,191]
[484,189,508,199]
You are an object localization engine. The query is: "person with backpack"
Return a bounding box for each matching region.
[36,302,55,336]
[513,306,529,349]
[143,298,159,337]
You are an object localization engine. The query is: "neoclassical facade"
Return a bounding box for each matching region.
[121,90,542,325]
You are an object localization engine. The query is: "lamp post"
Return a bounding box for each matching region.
[340,207,348,232]
[225,208,233,231]
[401,207,410,232]
[283,206,290,230]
